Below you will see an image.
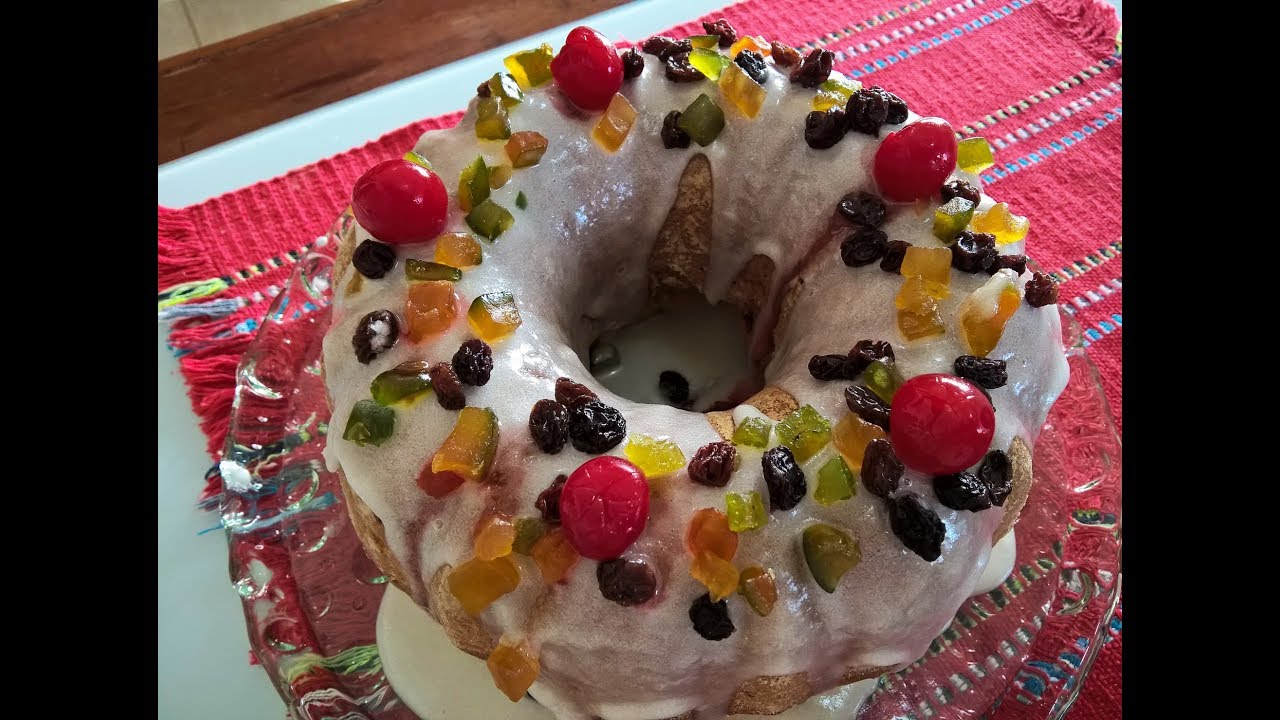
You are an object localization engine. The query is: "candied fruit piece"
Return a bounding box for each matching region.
[624,434,686,477]
[512,517,546,555]
[718,62,767,118]
[468,291,522,342]
[474,514,516,561]
[957,137,995,173]
[504,43,555,89]
[738,566,777,616]
[504,131,549,168]
[403,151,432,170]
[732,416,772,448]
[690,48,731,80]
[774,405,832,462]
[725,491,768,531]
[417,463,464,498]
[431,407,499,484]
[592,93,638,154]
[812,76,861,111]
[676,94,726,147]
[728,35,770,58]
[447,555,520,615]
[971,202,1030,245]
[465,199,515,240]
[370,359,432,406]
[833,412,887,468]
[457,156,490,212]
[900,246,953,285]
[487,641,539,702]
[685,508,739,561]
[404,280,459,341]
[898,308,946,341]
[486,73,523,107]
[405,259,462,282]
[933,197,976,243]
[515,191,528,210]
[488,163,512,189]
[815,456,855,505]
[531,528,580,585]
[958,270,1022,356]
[895,274,948,310]
[689,34,720,49]
[475,97,511,141]
[803,523,861,593]
[434,232,483,267]
[863,360,905,403]
[691,550,740,602]
[343,399,394,447]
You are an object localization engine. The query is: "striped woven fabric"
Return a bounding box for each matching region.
[157,0,1121,715]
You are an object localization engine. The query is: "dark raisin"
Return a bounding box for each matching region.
[352,310,399,364]
[940,179,982,206]
[850,339,895,365]
[734,50,768,85]
[860,438,903,498]
[688,441,737,487]
[988,254,1028,276]
[770,41,802,68]
[954,355,1008,389]
[665,52,703,82]
[428,362,465,410]
[555,377,598,408]
[978,450,1012,506]
[840,226,887,266]
[642,36,691,61]
[689,593,735,640]
[702,18,738,47]
[535,474,568,524]
[1025,272,1059,307]
[808,354,849,381]
[476,81,491,98]
[934,472,994,512]
[790,48,834,87]
[950,231,997,273]
[658,370,690,405]
[846,87,890,136]
[881,240,910,273]
[529,399,569,454]
[622,47,645,79]
[661,110,691,149]
[871,85,909,124]
[844,385,890,429]
[762,446,806,511]
[889,494,945,561]
[837,191,887,228]
[598,558,658,606]
[352,240,396,279]
[451,338,493,386]
[805,108,847,149]
[568,400,627,453]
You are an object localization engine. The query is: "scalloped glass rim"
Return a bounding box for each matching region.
[218,222,1120,720]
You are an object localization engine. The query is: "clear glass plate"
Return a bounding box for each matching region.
[219,216,1121,720]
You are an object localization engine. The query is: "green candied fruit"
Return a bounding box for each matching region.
[475,97,511,141]
[862,360,905,403]
[689,48,731,80]
[403,151,432,170]
[486,72,524,108]
[688,34,720,49]
[815,456,856,505]
[731,416,772,448]
[343,399,395,447]
[515,191,528,210]
[466,199,515,240]
[370,360,433,406]
[405,259,462,282]
[812,77,861,111]
[676,94,726,147]
[459,156,490,211]
[774,405,832,462]
[932,196,976,243]
[803,523,861,593]
[726,491,768,532]
[512,516,547,555]
[957,137,995,173]
[503,43,555,89]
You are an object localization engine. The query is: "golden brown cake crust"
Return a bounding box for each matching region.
[994,436,1034,542]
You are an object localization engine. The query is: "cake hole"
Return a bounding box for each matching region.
[585,291,762,411]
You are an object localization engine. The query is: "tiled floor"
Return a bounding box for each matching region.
[158,0,348,59]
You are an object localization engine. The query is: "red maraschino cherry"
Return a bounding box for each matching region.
[559,456,649,560]
[550,26,624,111]
[873,117,958,203]
[889,374,995,475]
[351,158,448,245]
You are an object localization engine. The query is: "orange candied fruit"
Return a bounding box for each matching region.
[728,35,771,58]
[970,202,1030,246]
[505,131,549,168]
[592,93,638,153]
[691,550,740,602]
[895,275,947,341]
[468,291,523,342]
[431,407,499,484]
[531,528,580,585]
[404,280,460,341]
[447,555,520,616]
[718,62,767,119]
[900,246,953,285]
[487,640,540,702]
[684,508,739,561]
[833,412,887,468]
[474,513,517,561]
[959,272,1022,357]
[738,566,778,617]
[434,232,483,268]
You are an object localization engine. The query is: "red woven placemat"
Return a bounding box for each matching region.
[158,0,1121,715]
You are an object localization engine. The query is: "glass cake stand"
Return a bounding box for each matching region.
[218,215,1121,720]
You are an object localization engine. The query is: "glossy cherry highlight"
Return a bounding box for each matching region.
[351,158,448,245]
[559,455,650,560]
[550,26,624,111]
[872,117,959,203]
[889,374,995,475]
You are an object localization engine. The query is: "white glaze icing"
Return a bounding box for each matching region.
[322,48,1069,720]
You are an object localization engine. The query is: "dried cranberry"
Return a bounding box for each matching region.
[688,441,736,487]
[702,19,738,48]
[352,310,399,364]
[988,254,1028,276]
[889,494,945,561]
[555,377,598,408]
[689,593,734,640]
[658,370,690,405]
[837,191,887,228]
[535,474,568,524]
[846,87,889,135]
[840,226,887,266]
[934,472,993,512]
[597,558,658,606]
[665,52,703,82]
[940,179,982,206]
[428,362,465,410]
[845,385,890,429]
[950,231,997,273]
[642,36,691,61]
[568,400,627,453]
[622,47,645,79]
[451,338,493,386]
[808,354,849,381]
[881,240,910,273]
[978,450,1012,506]
[352,239,396,279]
[805,108,847,149]
[860,438,903,497]
[734,50,768,85]
[954,356,1008,389]
[661,110,691,149]
[1025,272,1059,307]
[529,399,569,454]
[770,41,802,68]
[871,86,909,124]
[762,446,806,511]
[790,48,834,87]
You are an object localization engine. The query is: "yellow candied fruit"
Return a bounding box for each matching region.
[487,641,540,702]
[900,246,953,285]
[624,434,686,477]
[431,407,499,484]
[531,528,580,585]
[812,77,861,111]
[898,308,946,341]
[434,232,483,268]
[403,151,432,170]
[971,202,1030,246]
[504,43,555,89]
[728,35,771,58]
[468,291,523,342]
[504,131,549,168]
[738,566,778,616]
[895,274,948,310]
[474,513,516,561]
[447,555,520,616]
[592,93,638,153]
[488,164,512,189]
[718,62,767,119]
[958,272,1022,357]
[833,412,887,469]
[957,137,995,173]
[685,508,739,561]
[691,550,740,602]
